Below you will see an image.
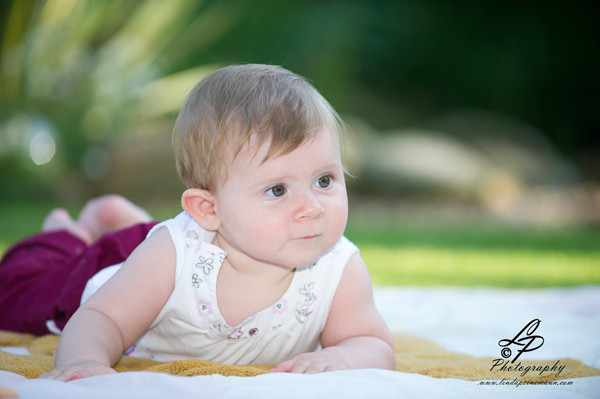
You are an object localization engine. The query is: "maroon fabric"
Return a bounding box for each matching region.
[0,222,158,335]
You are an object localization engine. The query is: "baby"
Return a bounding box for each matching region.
[35,64,395,379]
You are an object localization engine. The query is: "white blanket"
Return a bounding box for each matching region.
[2,286,599,399]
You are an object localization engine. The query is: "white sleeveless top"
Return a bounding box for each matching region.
[102,212,358,365]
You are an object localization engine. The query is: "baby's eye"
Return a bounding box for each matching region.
[266,184,287,197]
[316,175,332,188]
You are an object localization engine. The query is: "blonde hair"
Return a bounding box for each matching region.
[173,64,344,191]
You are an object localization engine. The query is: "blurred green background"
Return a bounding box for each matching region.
[0,0,598,287]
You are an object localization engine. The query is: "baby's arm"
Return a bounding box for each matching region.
[272,253,396,373]
[40,228,175,381]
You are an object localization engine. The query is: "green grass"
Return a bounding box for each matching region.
[359,246,599,287]
[1,201,599,288]
[345,221,600,288]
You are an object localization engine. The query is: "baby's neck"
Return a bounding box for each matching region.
[216,256,295,327]
[211,233,296,283]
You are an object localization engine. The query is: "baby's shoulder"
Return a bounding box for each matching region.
[149,212,216,243]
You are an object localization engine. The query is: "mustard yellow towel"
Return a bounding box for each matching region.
[1,330,599,382]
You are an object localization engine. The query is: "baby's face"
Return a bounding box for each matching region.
[212,128,348,269]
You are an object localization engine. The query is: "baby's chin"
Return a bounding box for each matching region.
[294,246,339,270]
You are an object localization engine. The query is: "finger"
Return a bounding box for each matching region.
[289,358,314,374]
[303,362,327,374]
[38,370,60,380]
[39,369,82,382]
[271,359,295,373]
[45,371,72,382]
[68,373,83,381]
[323,364,343,372]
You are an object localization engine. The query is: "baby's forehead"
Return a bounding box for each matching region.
[212,128,342,193]
[229,127,339,166]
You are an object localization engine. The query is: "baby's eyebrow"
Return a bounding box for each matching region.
[258,166,341,188]
[250,175,288,191]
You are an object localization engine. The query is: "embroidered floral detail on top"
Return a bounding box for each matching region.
[228,329,243,339]
[197,300,213,316]
[191,273,202,288]
[226,326,261,340]
[272,298,288,314]
[195,256,214,275]
[296,282,318,323]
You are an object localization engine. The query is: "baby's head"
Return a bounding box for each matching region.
[173,64,343,192]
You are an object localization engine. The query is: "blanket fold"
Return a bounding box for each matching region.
[1,330,599,382]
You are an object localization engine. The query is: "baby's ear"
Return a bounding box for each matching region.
[181,188,221,231]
